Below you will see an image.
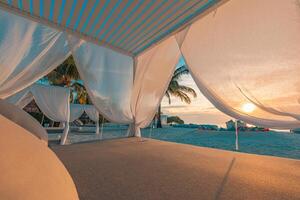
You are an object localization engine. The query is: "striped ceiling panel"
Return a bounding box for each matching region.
[0,0,221,56]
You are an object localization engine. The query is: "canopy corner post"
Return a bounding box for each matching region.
[235,119,239,151]
[60,122,69,145]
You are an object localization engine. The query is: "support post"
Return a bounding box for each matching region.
[100,116,104,140]
[60,122,69,145]
[126,123,142,138]
[95,120,100,135]
[235,119,239,151]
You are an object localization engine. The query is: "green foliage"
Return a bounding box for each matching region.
[45,55,90,104]
[46,55,80,87]
[165,65,197,104]
[167,116,184,124]
[157,65,197,128]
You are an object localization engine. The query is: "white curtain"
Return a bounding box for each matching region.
[179,0,300,129]
[30,84,70,123]
[130,36,181,136]
[84,104,99,122]
[5,87,33,108]
[70,103,100,135]
[0,9,70,99]
[70,104,99,122]
[68,36,133,124]
[7,84,70,123]
[6,84,71,144]
[84,104,100,135]
[70,104,85,122]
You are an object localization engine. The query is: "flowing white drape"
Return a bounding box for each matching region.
[130,36,181,136]
[68,36,133,124]
[6,86,33,108]
[179,0,300,129]
[70,104,85,122]
[84,105,99,122]
[2,0,300,140]
[6,84,71,143]
[84,104,100,135]
[0,9,70,99]
[30,84,70,123]
[70,104,100,135]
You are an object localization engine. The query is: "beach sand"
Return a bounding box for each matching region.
[52,137,300,200]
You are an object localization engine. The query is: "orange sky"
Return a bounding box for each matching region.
[161,73,231,127]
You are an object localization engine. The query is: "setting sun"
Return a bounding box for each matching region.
[242,103,256,113]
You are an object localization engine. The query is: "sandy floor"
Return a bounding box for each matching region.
[52,138,300,200]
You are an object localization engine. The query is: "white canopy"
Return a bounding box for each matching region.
[0,0,300,140]
[6,84,70,144]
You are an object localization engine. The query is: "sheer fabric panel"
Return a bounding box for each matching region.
[179,0,300,129]
[30,84,70,123]
[84,105,99,122]
[131,36,181,136]
[6,84,71,144]
[69,36,133,124]
[84,104,100,135]
[0,9,70,98]
[70,104,85,122]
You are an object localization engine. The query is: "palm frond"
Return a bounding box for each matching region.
[170,90,192,104]
[167,80,179,92]
[172,65,189,81]
[177,85,197,98]
[65,56,80,80]
[46,71,64,85]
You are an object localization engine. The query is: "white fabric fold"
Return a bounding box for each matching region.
[70,103,100,134]
[70,104,85,122]
[84,104,99,122]
[68,36,134,124]
[6,84,71,144]
[131,36,181,136]
[30,84,70,123]
[0,9,70,98]
[179,0,300,129]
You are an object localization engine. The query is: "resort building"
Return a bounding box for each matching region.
[226,120,247,131]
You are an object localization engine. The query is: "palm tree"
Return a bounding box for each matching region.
[46,55,80,87]
[72,82,91,104]
[46,55,90,104]
[156,65,197,128]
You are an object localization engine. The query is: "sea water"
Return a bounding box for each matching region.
[56,126,300,160]
[141,128,300,160]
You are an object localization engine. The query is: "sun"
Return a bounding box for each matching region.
[242,102,256,113]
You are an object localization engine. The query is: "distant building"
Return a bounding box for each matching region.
[291,128,300,134]
[225,119,269,132]
[226,120,247,131]
[161,115,168,125]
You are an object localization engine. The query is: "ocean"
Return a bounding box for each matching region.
[52,126,300,160]
[141,128,300,160]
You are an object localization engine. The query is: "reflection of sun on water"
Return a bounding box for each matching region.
[242,102,256,113]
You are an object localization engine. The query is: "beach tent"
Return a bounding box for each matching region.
[0,0,300,141]
[70,103,100,136]
[6,84,70,144]
[8,84,102,144]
